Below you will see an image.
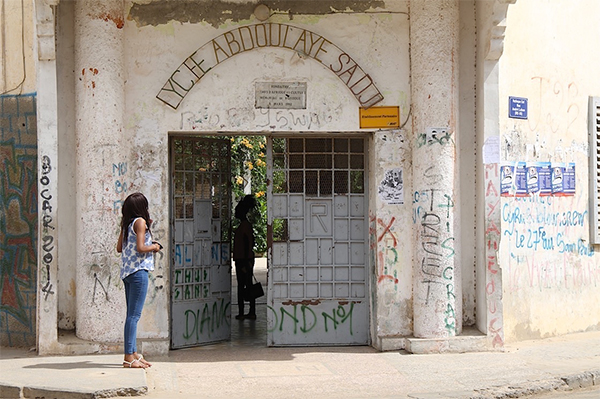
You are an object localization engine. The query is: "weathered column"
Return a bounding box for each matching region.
[475,0,515,348]
[410,0,462,338]
[36,0,59,355]
[74,0,125,342]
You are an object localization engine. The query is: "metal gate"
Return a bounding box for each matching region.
[267,137,369,346]
[170,137,232,349]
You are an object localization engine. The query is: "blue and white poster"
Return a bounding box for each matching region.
[563,162,576,196]
[551,162,565,196]
[500,163,515,197]
[514,162,528,197]
[526,162,540,194]
[551,162,576,196]
[527,161,552,196]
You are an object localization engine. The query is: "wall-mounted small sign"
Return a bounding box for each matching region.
[509,96,528,119]
[255,82,307,109]
[359,106,400,129]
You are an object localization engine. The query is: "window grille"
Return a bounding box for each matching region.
[590,97,600,244]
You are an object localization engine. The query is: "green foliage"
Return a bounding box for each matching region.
[231,136,267,254]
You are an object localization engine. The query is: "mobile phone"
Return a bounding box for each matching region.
[153,241,163,250]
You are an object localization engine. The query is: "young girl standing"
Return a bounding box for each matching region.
[116,192,160,368]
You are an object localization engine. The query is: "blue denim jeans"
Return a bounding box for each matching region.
[123,270,148,355]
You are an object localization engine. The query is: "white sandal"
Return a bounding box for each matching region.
[137,354,152,367]
[122,358,143,368]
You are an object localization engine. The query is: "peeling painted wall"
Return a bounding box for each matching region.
[122,0,410,346]
[46,0,411,349]
[369,130,414,344]
[128,0,386,28]
[35,0,599,353]
[499,0,600,341]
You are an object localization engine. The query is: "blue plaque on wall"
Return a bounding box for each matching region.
[509,96,528,119]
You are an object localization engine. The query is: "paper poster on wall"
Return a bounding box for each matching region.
[379,168,404,204]
[551,162,565,196]
[514,162,528,196]
[564,163,576,195]
[483,136,500,164]
[501,162,528,197]
[527,161,551,196]
[504,160,575,198]
[551,162,575,196]
[500,163,515,197]
[538,162,552,196]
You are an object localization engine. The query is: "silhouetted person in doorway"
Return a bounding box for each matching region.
[233,195,257,320]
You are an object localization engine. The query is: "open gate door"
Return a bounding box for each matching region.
[170,136,232,348]
[267,136,369,346]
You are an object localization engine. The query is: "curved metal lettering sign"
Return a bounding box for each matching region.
[157,23,384,110]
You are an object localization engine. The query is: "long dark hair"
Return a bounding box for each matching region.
[235,194,256,220]
[121,192,151,241]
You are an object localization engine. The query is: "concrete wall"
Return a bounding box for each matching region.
[475,0,515,350]
[132,0,411,346]
[53,0,412,347]
[499,0,600,341]
[1,0,38,347]
[458,0,477,329]
[38,0,600,352]
[0,0,36,93]
[56,0,77,332]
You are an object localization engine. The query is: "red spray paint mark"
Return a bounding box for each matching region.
[101,13,124,29]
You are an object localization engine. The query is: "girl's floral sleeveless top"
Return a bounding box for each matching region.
[120,217,154,280]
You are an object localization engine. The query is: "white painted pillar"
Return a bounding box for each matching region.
[74,0,125,342]
[35,0,59,355]
[475,0,515,348]
[410,0,462,338]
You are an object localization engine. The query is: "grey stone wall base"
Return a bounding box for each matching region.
[19,386,147,399]
[139,338,170,356]
[474,370,600,399]
[55,330,169,356]
[406,335,491,354]
[0,384,22,399]
[377,327,495,354]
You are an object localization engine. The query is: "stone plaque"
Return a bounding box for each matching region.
[255,82,307,109]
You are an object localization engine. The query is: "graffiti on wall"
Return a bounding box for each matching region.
[527,77,579,135]
[0,93,37,347]
[502,188,597,292]
[370,215,399,287]
[88,242,114,304]
[39,155,55,299]
[484,163,504,347]
[502,196,593,255]
[180,106,343,131]
[267,302,355,335]
[112,161,127,214]
[181,298,230,340]
[413,184,457,335]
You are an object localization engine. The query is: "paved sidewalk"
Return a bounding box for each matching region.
[1,330,599,399]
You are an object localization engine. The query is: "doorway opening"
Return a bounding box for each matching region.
[168,134,370,349]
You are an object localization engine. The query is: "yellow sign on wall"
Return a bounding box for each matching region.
[359,106,400,129]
